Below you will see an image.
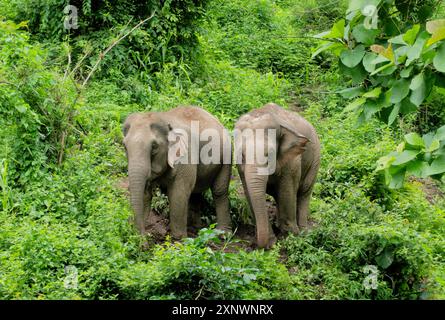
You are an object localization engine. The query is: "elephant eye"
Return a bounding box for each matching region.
[151,142,159,155]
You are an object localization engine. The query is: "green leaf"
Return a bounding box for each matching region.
[404,132,424,147]
[403,24,420,46]
[406,160,429,178]
[409,73,427,106]
[345,97,366,112]
[362,52,378,72]
[426,139,440,152]
[340,45,366,68]
[339,61,368,84]
[410,73,424,91]
[434,125,445,140]
[433,42,445,73]
[352,24,379,45]
[392,150,419,165]
[337,87,364,99]
[406,31,429,66]
[426,155,445,175]
[376,247,394,269]
[387,103,400,125]
[390,79,410,103]
[400,66,413,78]
[388,167,406,189]
[311,42,345,59]
[389,34,407,45]
[318,19,345,39]
[363,87,382,98]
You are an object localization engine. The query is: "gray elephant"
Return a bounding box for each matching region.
[235,103,320,248]
[123,106,232,239]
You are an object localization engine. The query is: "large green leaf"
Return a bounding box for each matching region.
[433,42,445,73]
[375,247,394,269]
[406,160,429,178]
[403,24,420,45]
[390,79,410,103]
[340,45,366,68]
[406,31,429,66]
[316,19,345,39]
[352,24,379,45]
[434,125,445,140]
[345,96,366,112]
[363,87,382,98]
[400,66,413,78]
[311,42,345,59]
[337,87,364,99]
[339,61,368,84]
[363,52,378,72]
[409,73,427,106]
[389,34,407,45]
[392,150,419,165]
[404,132,424,148]
[388,167,406,189]
[387,103,400,125]
[426,155,445,175]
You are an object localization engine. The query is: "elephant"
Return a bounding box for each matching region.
[235,103,320,248]
[123,106,232,239]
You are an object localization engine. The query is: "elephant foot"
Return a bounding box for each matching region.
[170,227,188,240]
[278,224,300,236]
[216,224,232,234]
[267,232,277,248]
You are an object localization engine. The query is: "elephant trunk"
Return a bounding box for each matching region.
[244,164,269,248]
[128,159,150,234]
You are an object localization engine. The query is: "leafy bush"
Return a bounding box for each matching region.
[2,0,209,81]
[0,20,77,185]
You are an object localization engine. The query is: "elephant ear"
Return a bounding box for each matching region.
[275,117,309,164]
[167,125,189,168]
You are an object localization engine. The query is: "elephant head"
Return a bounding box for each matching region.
[235,111,309,248]
[122,113,177,233]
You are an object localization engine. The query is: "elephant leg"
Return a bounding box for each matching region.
[211,164,232,232]
[188,193,203,229]
[297,186,314,229]
[297,161,319,229]
[167,174,195,239]
[277,177,299,235]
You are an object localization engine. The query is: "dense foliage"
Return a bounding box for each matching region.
[0,0,444,299]
[313,0,445,186]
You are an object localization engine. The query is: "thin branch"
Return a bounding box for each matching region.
[68,47,93,79]
[63,47,71,80]
[81,12,155,88]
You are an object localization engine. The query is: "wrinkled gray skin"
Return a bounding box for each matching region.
[235,103,320,248]
[123,106,232,239]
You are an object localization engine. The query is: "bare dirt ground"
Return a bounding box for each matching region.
[408,177,445,204]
